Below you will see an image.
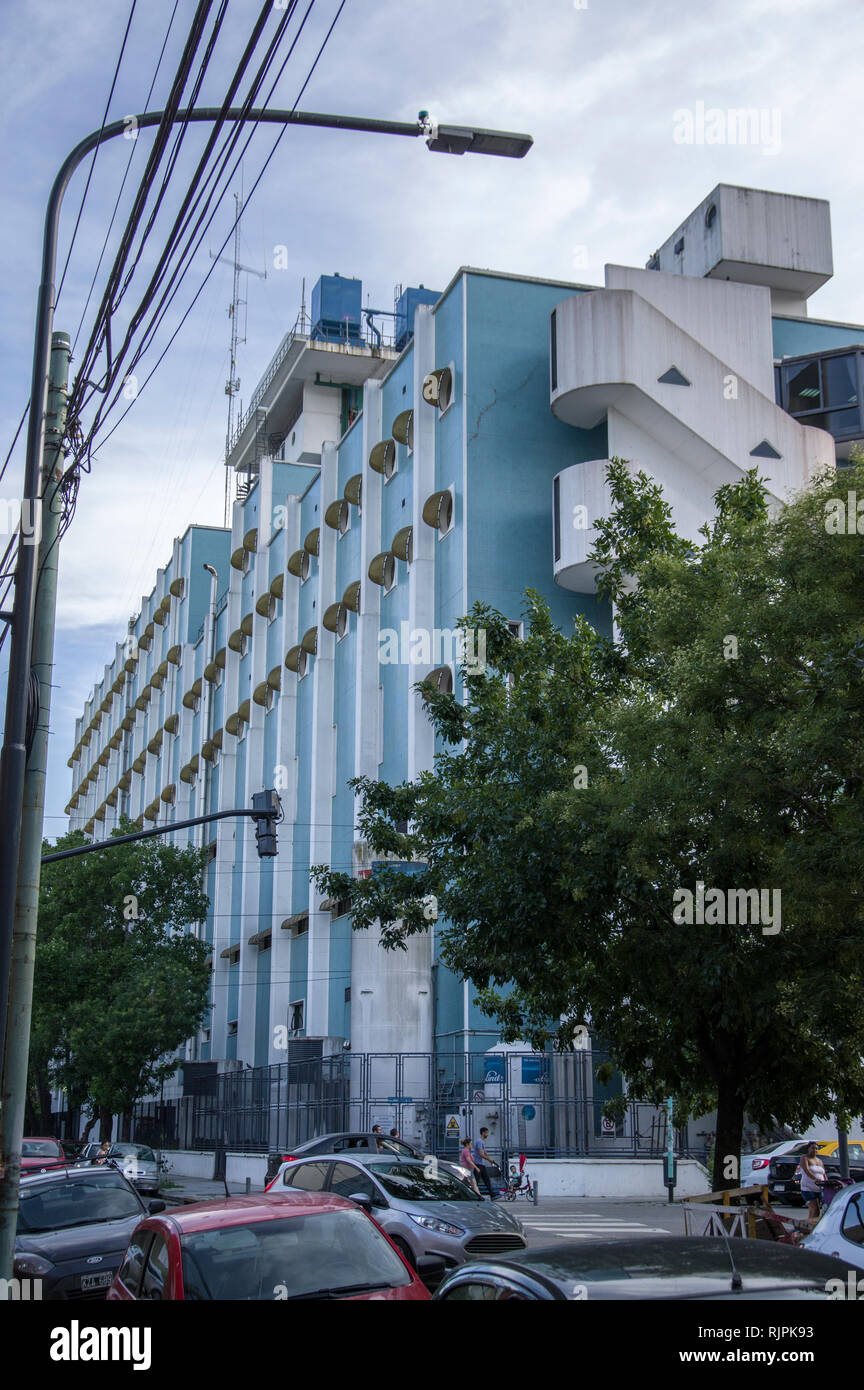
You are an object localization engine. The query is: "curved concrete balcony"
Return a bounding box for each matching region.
[553,459,611,592]
[550,290,835,505]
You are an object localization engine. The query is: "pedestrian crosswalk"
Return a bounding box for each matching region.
[522,1214,672,1241]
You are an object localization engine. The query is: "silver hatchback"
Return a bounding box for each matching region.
[269,1154,526,1276]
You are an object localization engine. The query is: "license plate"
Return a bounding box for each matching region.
[81,1271,113,1291]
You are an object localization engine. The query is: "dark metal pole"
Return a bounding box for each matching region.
[40,806,271,863]
[837,1128,850,1182]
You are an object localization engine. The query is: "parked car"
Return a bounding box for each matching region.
[768,1140,864,1205]
[264,1132,473,1188]
[76,1142,160,1196]
[801,1180,864,1272]
[740,1139,803,1188]
[14,1165,165,1299]
[20,1137,66,1174]
[432,1236,857,1301]
[55,1139,89,1162]
[107,1192,429,1301]
[267,1153,526,1274]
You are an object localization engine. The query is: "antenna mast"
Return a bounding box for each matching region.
[211,184,267,526]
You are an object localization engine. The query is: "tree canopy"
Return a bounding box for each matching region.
[31,819,211,1137]
[314,456,864,1189]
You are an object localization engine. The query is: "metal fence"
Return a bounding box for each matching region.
[131,1050,690,1164]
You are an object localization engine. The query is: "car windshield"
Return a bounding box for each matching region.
[109,1144,155,1162]
[367,1161,482,1202]
[180,1210,411,1300]
[21,1140,62,1157]
[18,1175,141,1233]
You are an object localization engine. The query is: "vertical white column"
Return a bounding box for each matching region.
[407,305,436,783]
[268,493,301,1062]
[306,441,339,1036]
[353,381,383,789]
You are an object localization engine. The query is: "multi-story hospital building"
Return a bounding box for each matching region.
[65,184,863,1147]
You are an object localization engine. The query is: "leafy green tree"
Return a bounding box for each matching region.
[314,457,864,1190]
[32,819,211,1139]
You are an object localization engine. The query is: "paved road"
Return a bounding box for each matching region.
[512,1197,686,1247]
[161,1176,808,1250]
[510,1196,808,1247]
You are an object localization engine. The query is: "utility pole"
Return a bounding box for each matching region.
[210,186,266,527]
[0,331,70,1279]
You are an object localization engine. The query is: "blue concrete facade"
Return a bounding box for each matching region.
[67,243,864,1096]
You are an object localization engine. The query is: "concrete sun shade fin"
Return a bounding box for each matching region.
[344,473,362,506]
[392,408,413,448]
[391,526,413,562]
[369,439,395,475]
[421,366,452,408]
[342,580,361,612]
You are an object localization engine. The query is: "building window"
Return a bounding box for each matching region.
[778,349,862,444]
[289,1000,305,1034]
[266,595,278,623]
[227,1019,238,1036]
[297,649,309,681]
[265,685,276,712]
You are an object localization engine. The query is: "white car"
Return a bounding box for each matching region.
[741,1139,804,1188]
[801,1180,864,1272]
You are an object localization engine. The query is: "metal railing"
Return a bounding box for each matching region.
[130,1050,691,1164]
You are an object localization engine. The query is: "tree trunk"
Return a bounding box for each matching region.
[81,1113,98,1142]
[99,1106,114,1142]
[121,1109,132,1143]
[713,1078,746,1191]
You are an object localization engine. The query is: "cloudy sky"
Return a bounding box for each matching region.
[1,0,862,836]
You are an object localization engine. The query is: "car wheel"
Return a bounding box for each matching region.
[391,1237,417,1270]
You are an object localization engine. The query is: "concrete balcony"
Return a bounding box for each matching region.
[553,459,611,593]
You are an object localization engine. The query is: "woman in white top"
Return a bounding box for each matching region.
[799,1142,826,1221]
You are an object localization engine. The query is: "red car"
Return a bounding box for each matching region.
[107,1191,430,1301]
[21,1137,66,1173]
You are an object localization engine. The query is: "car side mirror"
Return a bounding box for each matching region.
[348,1192,372,1212]
[148,1199,166,1214]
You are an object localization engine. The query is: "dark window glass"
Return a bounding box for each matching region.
[798,410,861,437]
[441,1282,501,1300]
[17,1175,141,1232]
[553,474,561,563]
[822,354,857,408]
[841,1194,864,1246]
[286,1161,330,1192]
[367,1160,482,1203]
[116,1231,152,1298]
[140,1234,170,1300]
[21,1139,63,1158]
[329,1164,379,1200]
[786,360,820,413]
[180,1210,410,1300]
[550,311,557,392]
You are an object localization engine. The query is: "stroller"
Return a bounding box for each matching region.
[821,1174,854,1209]
[501,1154,535,1202]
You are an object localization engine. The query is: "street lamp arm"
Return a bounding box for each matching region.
[40,805,274,864]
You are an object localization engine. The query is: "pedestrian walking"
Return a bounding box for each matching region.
[389,1128,400,1140]
[473,1128,498,1199]
[800,1142,827,1222]
[94,1140,111,1165]
[460,1137,481,1195]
